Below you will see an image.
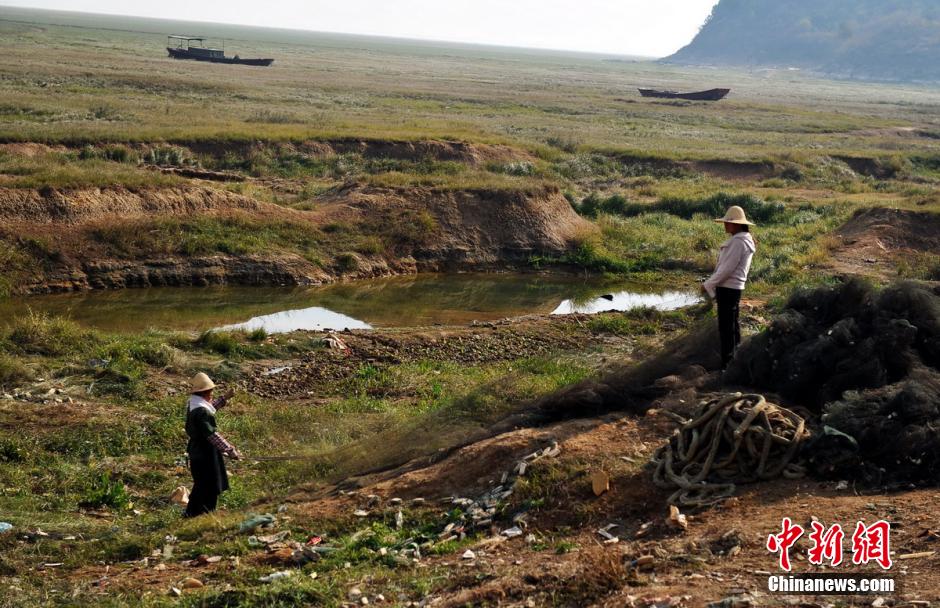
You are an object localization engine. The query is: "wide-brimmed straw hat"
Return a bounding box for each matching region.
[714,205,755,226]
[190,372,216,393]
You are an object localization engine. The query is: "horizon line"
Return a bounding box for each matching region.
[0,3,667,60]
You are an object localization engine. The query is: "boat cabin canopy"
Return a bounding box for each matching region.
[167,35,224,57]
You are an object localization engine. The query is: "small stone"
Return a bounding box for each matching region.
[349,587,363,601]
[376,594,385,602]
[153,563,167,572]
[668,505,689,531]
[871,598,885,608]
[169,587,182,597]
[181,578,203,589]
[361,598,370,606]
[353,510,369,517]
[378,547,388,556]
[591,471,610,496]
[462,550,476,560]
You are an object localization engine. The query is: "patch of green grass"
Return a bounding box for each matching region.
[0,353,31,387]
[195,330,242,356]
[575,191,813,225]
[898,252,940,281]
[6,310,96,356]
[0,151,182,188]
[87,215,323,263]
[586,308,694,336]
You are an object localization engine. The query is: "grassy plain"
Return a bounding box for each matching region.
[1,6,940,606]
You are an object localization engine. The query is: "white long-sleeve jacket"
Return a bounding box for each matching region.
[703,232,756,298]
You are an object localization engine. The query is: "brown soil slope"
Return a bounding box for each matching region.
[830,207,940,278]
[0,183,593,293]
[0,186,268,224]
[280,411,940,606]
[322,184,592,269]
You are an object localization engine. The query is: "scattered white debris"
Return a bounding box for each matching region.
[259,571,293,584]
[501,526,524,538]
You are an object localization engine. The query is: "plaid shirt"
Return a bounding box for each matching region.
[208,432,236,454]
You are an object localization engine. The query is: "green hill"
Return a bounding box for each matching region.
[668,0,940,82]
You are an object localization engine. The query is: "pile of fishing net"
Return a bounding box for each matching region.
[725,279,940,484]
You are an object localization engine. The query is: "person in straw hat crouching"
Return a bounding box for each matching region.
[702,205,756,369]
[184,372,240,517]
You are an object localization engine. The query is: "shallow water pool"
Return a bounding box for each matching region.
[2,274,699,334]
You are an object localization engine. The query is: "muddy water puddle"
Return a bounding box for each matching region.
[2,274,699,334]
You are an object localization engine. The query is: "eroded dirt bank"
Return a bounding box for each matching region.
[0,183,594,294]
[830,207,940,278]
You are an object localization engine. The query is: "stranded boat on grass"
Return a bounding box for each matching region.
[166,35,274,66]
[638,88,730,101]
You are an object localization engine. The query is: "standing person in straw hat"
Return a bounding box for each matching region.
[184,372,239,517]
[703,206,757,369]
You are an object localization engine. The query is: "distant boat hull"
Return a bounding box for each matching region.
[638,88,730,101]
[167,47,274,66]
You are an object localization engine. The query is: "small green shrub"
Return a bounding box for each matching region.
[247,327,268,342]
[0,438,25,463]
[80,473,131,510]
[102,145,138,164]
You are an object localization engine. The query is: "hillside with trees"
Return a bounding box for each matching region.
[668,0,940,82]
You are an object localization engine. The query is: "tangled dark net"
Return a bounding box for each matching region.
[725,279,940,483]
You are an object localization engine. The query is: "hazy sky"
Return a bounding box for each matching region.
[3,0,720,56]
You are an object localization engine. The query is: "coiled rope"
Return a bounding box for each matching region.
[652,393,809,507]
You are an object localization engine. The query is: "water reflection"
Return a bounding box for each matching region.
[551,290,700,315]
[219,306,372,333]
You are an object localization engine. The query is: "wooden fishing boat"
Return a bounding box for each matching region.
[638,88,730,101]
[167,36,274,66]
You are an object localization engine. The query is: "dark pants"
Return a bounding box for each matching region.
[184,458,222,518]
[716,287,742,368]
[185,481,219,517]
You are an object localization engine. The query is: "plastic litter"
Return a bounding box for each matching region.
[170,486,189,506]
[501,526,524,538]
[259,570,293,583]
[239,514,275,533]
